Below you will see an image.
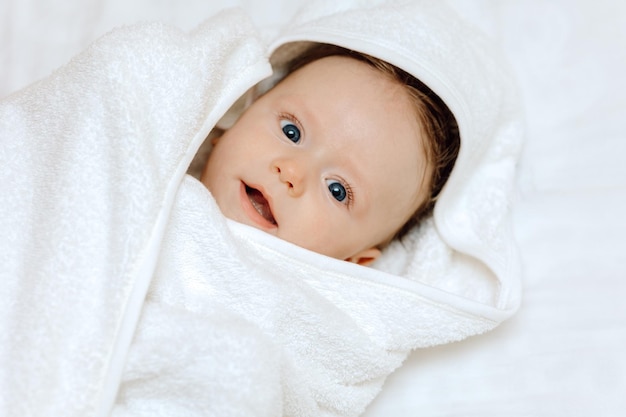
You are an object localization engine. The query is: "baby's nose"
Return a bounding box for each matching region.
[272,158,305,197]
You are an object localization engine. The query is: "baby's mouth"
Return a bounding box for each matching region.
[245,184,277,226]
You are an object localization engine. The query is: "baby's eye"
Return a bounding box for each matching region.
[280,119,301,143]
[326,179,348,203]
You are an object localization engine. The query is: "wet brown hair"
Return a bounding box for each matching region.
[284,43,460,243]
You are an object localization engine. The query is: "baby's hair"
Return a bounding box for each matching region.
[285,43,460,242]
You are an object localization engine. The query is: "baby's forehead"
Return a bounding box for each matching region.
[272,58,414,113]
[278,55,385,86]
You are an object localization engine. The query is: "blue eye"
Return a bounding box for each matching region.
[326,179,347,202]
[280,119,301,143]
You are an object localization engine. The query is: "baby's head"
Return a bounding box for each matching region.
[201,44,459,265]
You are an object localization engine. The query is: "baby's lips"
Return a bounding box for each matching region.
[240,181,278,229]
[248,186,276,224]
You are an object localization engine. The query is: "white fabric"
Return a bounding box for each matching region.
[0,9,272,416]
[1,1,624,417]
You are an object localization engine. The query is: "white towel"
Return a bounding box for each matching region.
[0,1,523,416]
[0,8,271,417]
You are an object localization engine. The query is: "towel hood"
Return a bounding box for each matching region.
[254,0,524,316]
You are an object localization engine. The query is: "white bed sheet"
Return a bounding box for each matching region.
[2,1,625,416]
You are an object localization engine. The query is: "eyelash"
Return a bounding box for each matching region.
[278,112,303,142]
[333,178,354,208]
[277,112,354,209]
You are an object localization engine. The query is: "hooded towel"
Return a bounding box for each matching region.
[0,1,523,416]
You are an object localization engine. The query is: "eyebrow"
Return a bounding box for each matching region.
[279,94,319,130]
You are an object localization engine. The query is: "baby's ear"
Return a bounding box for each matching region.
[345,247,381,267]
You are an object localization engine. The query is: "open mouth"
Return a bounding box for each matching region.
[244,184,277,226]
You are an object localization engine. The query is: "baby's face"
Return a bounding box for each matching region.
[202,56,428,265]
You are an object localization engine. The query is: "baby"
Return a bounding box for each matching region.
[200,44,460,265]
